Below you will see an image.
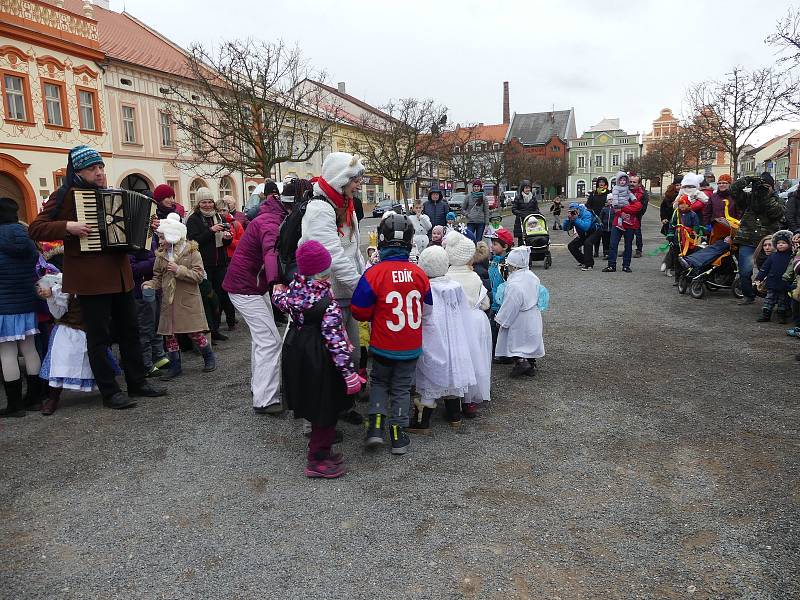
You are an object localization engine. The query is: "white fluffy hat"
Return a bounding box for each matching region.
[444,230,476,267]
[157,212,187,244]
[506,245,531,269]
[418,245,449,278]
[680,173,704,188]
[314,152,365,196]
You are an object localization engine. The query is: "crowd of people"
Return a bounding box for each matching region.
[0,145,549,480]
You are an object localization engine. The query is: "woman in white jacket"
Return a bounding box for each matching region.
[300,152,366,368]
[408,200,432,253]
[444,231,491,415]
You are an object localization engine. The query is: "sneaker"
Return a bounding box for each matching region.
[146,365,166,378]
[601,266,616,272]
[153,357,171,370]
[305,459,346,479]
[389,425,410,455]
[660,262,667,272]
[510,358,532,378]
[254,402,285,416]
[580,265,593,271]
[622,267,632,273]
[462,403,478,419]
[666,269,674,277]
[364,414,386,448]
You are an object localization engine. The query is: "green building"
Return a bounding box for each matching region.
[567,119,641,198]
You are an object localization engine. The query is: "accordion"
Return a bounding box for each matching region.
[73,188,156,252]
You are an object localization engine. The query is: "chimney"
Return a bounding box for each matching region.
[337,82,346,94]
[502,81,510,125]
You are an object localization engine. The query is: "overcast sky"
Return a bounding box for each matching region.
[115,0,798,143]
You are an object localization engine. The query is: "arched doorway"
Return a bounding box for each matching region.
[0,154,37,224]
[576,180,586,198]
[120,173,152,194]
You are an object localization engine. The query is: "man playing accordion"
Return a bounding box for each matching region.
[28,145,166,409]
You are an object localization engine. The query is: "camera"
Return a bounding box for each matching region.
[220,222,231,231]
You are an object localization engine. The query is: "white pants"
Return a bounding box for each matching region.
[229,292,281,408]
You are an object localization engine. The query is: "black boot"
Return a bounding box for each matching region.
[444,397,462,428]
[0,379,25,418]
[756,309,772,323]
[200,346,216,373]
[777,311,789,325]
[510,358,532,378]
[160,351,182,381]
[526,358,538,376]
[364,413,386,448]
[23,374,44,410]
[407,402,433,435]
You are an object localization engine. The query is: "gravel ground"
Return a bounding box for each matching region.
[1,212,798,600]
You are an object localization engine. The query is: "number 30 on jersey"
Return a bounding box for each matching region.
[385,290,422,331]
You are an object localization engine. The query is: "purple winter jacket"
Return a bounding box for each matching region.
[129,247,156,300]
[222,198,288,296]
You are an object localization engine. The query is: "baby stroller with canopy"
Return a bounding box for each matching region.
[522,213,551,269]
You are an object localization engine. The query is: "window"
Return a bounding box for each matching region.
[551,145,560,152]
[219,176,233,201]
[577,141,589,147]
[493,143,500,150]
[188,178,208,208]
[3,74,28,121]
[78,88,97,131]
[43,82,65,127]
[122,105,137,143]
[159,112,174,147]
[611,154,620,167]
[191,118,202,152]
[166,179,179,200]
[620,138,629,144]
[577,156,585,169]
[594,154,603,167]
[626,153,634,163]
[576,180,586,197]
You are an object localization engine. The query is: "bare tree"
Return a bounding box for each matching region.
[355,98,448,210]
[767,7,800,117]
[436,125,484,186]
[164,39,340,180]
[684,66,789,176]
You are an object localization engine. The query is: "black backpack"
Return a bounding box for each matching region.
[276,197,324,284]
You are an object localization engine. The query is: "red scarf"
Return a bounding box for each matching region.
[311,176,354,235]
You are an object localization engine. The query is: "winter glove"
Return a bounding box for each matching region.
[344,373,366,395]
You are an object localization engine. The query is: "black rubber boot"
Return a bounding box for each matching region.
[160,351,183,381]
[200,346,216,373]
[407,402,433,435]
[0,379,25,418]
[444,397,462,428]
[23,374,44,410]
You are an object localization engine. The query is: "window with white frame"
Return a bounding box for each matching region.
[159,112,173,147]
[4,75,27,121]
[219,176,233,201]
[594,154,603,167]
[122,106,136,143]
[44,83,63,126]
[611,154,620,167]
[626,152,634,163]
[577,156,585,169]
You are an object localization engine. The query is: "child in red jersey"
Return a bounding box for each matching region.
[351,213,432,455]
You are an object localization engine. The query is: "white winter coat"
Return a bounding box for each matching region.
[446,265,490,311]
[300,198,364,301]
[409,213,432,253]
[494,269,545,359]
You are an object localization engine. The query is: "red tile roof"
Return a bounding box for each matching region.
[49,0,196,79]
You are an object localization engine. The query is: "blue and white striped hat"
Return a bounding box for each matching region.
[69,145,104,171]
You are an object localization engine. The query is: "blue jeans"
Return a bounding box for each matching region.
[608,228,634,268]
[467,223,485,241]
[738,244,756,299]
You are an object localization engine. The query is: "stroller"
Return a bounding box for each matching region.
[676,201,744,299]
[522,213,552,269]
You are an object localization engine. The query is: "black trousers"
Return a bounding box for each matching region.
[79,291,146,398]
[206,264,236,329]
[568,229,603,268]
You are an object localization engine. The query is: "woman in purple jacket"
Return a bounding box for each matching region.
[222,192,291,415]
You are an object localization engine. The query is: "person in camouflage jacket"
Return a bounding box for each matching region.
[731,174,785,303]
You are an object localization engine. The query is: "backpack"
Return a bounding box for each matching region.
[276,197,324,284]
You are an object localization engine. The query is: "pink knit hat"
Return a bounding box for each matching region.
[296,240,332,276]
